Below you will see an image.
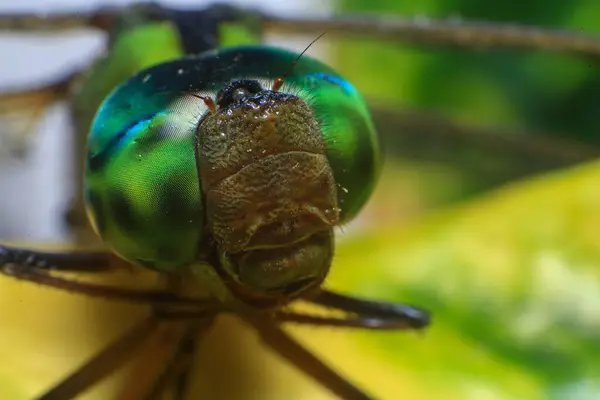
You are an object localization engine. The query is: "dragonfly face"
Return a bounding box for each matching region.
[200,79,339,299]
[84,46,380,305]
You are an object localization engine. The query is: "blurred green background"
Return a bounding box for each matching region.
[2,0,600,399]
[329,0,600,399]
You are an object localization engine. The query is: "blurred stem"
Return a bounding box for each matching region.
[372,103,599,190]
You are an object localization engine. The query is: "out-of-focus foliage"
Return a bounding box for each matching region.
[337,0,600,198]
[326,158,600,399]
[322,2,600,396]
[339,0,600,144]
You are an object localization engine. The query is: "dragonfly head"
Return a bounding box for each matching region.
[84,47,379,284]
[196,78,340,302]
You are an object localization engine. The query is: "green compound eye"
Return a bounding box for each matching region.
[84,46,380,279]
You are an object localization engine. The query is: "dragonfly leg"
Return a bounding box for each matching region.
[274,310,422,330]
[171,331,199,400]
[0,243,125,272]
[145,302,426,331]
[144,320,212,400]
[154,307,374,399]
[241,313,374,400]
[0,248,219,308]
[115,321,188,400]
[171,321,209,400]
[36,316,161,400]
[305,289,431,331]
[115,316,214,400]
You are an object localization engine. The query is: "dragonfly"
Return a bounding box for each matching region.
[2,2,600,400]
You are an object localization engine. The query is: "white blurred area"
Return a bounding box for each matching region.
[0,0,332,241]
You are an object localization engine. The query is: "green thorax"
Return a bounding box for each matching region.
[85,46,380,270]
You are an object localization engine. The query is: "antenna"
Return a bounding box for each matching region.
[272,32,327,91]
[190,93,217,113]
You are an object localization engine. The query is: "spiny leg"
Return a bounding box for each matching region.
[241,313,373,400]
[143,318,214,400]
[0,246,222,399]
[155,307,375,398]
[115,321,186,400]
[158,308,422,331]
[0,262,206,306]
[275,311,422,330]
[0,246,221,308]
[172,322,210,400]
[126,301,428,400]
[115,319,205,400]
[0,244,123,272]
[307,289,431,330]
[136,299,426,398]
[169,329,199,400]
[36,316,161,400]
